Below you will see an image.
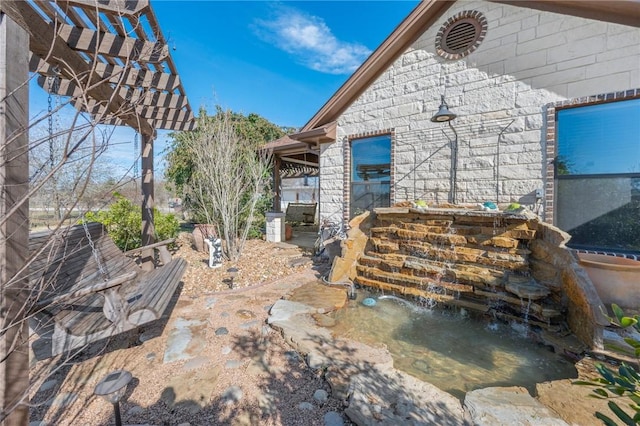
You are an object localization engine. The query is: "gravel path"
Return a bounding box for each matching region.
[29,235,346,426]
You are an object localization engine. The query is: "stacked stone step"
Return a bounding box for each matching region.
[354,208,564,329]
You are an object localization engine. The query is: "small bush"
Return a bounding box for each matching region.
[85,194,180,251]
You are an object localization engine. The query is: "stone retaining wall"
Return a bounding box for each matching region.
[329,207,608,348]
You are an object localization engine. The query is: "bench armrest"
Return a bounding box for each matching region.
[34,271,137,308]
[123,238,176,255]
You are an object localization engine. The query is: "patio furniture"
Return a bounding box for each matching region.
[285,202,317,224]
[28,223,186,356]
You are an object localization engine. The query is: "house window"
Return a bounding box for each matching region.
[555,97,640,254]
[350,135,391,218]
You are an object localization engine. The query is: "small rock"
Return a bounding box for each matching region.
[138,330,156,342]
[215,327,229,336]
[220,312,230,318]
[28,422,46,426]
[235,309,256,319]
[323,411,344,426]
[205,297,217,308]
[146,352,156,361]
[261,325,272,336]
[177,423,191,426]
[313,389,329,405]
[126,405,144,416]
[225,359,243,369]
[222,386,243,404]
[284,351,300,363]
[221,346,232,355]
[297,401,314,411]
[39,379,57,392]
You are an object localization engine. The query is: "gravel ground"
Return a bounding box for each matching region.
[28,233,345,426]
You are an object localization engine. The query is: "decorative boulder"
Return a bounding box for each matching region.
[192,224,218,253]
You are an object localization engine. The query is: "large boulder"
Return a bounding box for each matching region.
[192,224,217,252]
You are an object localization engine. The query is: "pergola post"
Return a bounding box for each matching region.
[273,156,282,213]
[141,132,155,271]
[0,12,30,425]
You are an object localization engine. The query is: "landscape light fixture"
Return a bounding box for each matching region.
[430,95,457,123]
[227,267,239,289]
[94,370,132,426]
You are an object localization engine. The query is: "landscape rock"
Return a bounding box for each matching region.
[323,411,345,426]
[298,401,314,411]
[345,366,465,425]
[313,389,329,405]
[464,386,569,425]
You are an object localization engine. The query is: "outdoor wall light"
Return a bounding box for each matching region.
[431,95,459,204]
[227,267,239,289]
[430,95,457,123]
[94,370,132,426]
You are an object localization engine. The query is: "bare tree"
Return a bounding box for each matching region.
[184,111,273,261]
[1,1,194,423]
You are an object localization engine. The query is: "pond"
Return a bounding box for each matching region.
[327,292,577,400]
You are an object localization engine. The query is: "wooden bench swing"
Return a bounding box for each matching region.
[28,222,187,356]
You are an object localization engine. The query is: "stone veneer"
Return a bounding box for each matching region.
[319,0,640,225]
[329,207,609,348]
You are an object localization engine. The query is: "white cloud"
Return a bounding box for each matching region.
[254,6,372,75]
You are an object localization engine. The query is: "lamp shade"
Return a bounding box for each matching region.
[431,95,457,122]
[94,370,132,404]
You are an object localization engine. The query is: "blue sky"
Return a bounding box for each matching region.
[29,1,419,175]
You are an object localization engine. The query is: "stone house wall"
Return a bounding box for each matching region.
[319,0,640,224]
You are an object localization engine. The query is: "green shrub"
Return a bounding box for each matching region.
[85,194,180,251]
[573,304,640,425]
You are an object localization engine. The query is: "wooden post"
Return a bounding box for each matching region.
[141,132,155,271]
[0,12,30,425]
[273,156,282,213]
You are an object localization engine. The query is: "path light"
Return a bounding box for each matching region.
[227,267,238,289]
[94,370,132,426]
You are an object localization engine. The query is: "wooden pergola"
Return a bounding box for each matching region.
[0,1,194,423]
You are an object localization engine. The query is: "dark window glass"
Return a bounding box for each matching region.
[556,98,640,254]
[350,135,391,218]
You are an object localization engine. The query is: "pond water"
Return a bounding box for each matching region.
[327,293,577,400]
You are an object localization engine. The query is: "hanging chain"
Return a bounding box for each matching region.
[82,216,108,280]
[133,132,139,177]
[46,72,60,168]
[47,77,55,168]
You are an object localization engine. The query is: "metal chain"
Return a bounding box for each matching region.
[82,216,108,280]
[133,132,139,176]
[47,77,55,168]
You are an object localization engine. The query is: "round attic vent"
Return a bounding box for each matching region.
[435,11,487,60]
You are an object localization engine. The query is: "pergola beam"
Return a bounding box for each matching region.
[37,74,188,109]
[30,53,181,92]
[2,1,154,135]
[57,23,168,63]
[61,0,151,16]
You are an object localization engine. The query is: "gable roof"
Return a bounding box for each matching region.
[300,0,640,134]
